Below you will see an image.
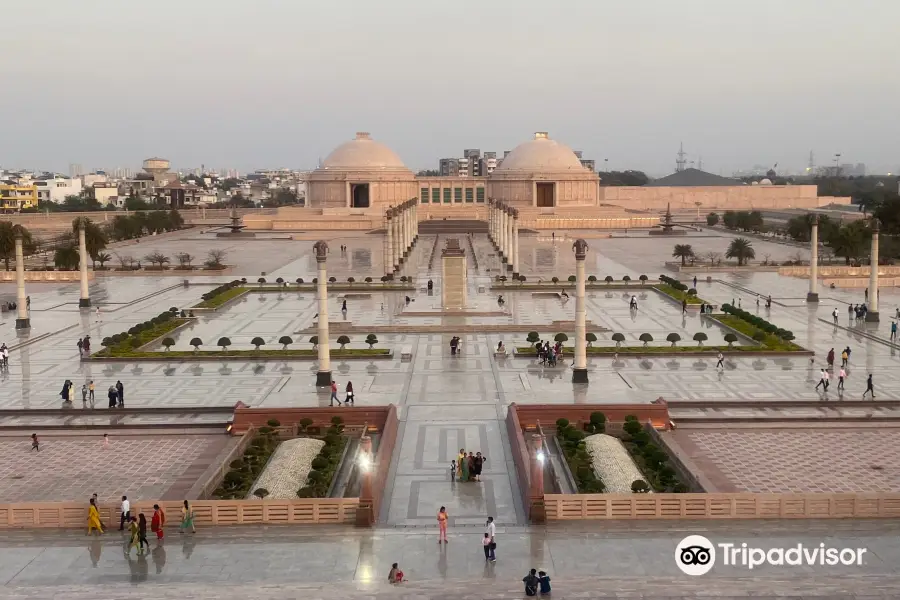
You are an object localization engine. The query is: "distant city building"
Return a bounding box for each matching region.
[33,176,83,204]
[0,183,37,212]
[439,158,460,177]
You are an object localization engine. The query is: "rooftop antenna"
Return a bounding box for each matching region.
[676,143,687,172]
[807,151,815,175]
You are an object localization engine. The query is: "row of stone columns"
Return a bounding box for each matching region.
[384,199,418,276]
[487,199,520,277]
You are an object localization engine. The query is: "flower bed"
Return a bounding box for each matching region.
[193,282,247,309]
[711,315,802,352]
[621,416,686,493]
[298,418,349,498]
[584,434,647,493]
[654,283,705,305]
[247,438,325,499]
[554,418,605,493]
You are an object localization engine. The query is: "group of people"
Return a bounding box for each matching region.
[848,303,870,322]
[60,379,124,408]
[451,449,486,482]
[76,336,93,357]
[813,346,873,397]
[534,340,563,367]
[449,336,463,355]
[87,495,196,549]
[329,380,355,405]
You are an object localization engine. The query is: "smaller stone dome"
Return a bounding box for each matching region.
[759,178,772,185]
[320,132,408,170]
[495,132,585,172]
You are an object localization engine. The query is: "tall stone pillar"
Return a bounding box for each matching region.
[406,201,412,251]
[500,204,508,263]
[78,222,91,308]
[506,207,514,272]
[512,209,521,278]
[866,219,880,322]
[14,232,29,329]
[411,203,417,245]
[807,216,819,303]
[572,239,588,383]
[313,241,332,386]
[384,210,394,277]
[392,208,401,272]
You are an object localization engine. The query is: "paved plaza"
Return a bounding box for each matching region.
[1,521,900,597]
[0,434,233,502]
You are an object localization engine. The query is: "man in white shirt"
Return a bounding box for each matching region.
[119,495,130,531]
[486,516,496,561]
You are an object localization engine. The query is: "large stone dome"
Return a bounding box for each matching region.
[321,132,407,170]
[496,132,585,172]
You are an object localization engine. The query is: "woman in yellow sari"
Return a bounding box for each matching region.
[87,497,103,535]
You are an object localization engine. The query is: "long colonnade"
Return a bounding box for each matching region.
[487,199,520,278]
[383,199,418,277]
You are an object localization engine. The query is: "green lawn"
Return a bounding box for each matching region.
[96,318,191,356]
[653,284,706,305]
[192,286,249,309]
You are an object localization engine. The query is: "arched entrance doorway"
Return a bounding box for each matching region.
[351,183,370,208]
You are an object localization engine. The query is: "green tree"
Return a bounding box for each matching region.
[722,211,738,229]
[672,244,694,266]
[365,334,378,349]
[251,336,265,350]
[217,337,232,351]
[278,335,293,349]
[143,252,170,268]
[94,252,112,268]
[706,212,719,226]
[0,222,35,270]
[72,217,108,266]
[725,238,755,266]
[585,332,597,347]
[54,244,80,270]
[336,335,351,350]
[826,221,870,265]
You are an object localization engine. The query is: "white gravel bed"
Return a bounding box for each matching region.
[584,434,649,493]
[246,438,326,499]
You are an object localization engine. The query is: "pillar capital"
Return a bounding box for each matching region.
[313,240,329,263]
[572,238,589,261]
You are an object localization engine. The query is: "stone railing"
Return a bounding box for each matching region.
[366,404,399,525]
[0,498,359,529]
[544,493,900,520]
[194,426,256,500]
[506,403,534,519]
[779,265,900,278]
[0,271,94,282]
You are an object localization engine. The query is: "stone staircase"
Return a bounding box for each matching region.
[419,219,488,234]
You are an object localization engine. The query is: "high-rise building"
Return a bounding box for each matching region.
[439,158,460,177]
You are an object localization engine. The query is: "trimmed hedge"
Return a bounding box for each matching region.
[659,274,688,291]
[213,428,281,500]
[297,418,348,498]
[721,303,795,341]
[99,311,188,355]
[195,281,246,308]
[556,418,605,493]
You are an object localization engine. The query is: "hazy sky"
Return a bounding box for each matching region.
[2,0,898,176]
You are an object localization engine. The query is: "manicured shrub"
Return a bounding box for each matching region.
[365,334,378,349]
[585,332,597,347]
[218,337,232,350]
[588,275,597,282]
[639,333,653,346]
[162,337,175,350]
[278,335,293,349]
[554,333,568,343]
[723,333,738,347]
[253,488,269,499]
[631,479,650,493]
[336,335,350,350]
[309,336,319,348]
[604,275,614,284]
[251,336,265,350]
[311,457,329,471]
[666,333,681,347]
[611,332,625,347]
[526,331,540,343]
[568,275,576,283]
[693,332,708,346]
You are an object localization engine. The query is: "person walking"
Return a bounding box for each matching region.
[127,516,140,555]
[87,497,104,536]
[848,304,854,322]
[108,386,118,409]
[815,369,828,392]
[863,373,875,399]
[473,451,486,482]
[832,308,839,325]
[485,516,496,561]
[437,506,448,544]
[119,495,131,531]
[329,380,340,406]
[151,504,166,543]
[77,338,84,357]
[716,352,724,370]
[137,513,150,553]
[681,299,687,315]
[692,276,697,289]
[841,349,849,368]
[88,380,95,405]
[838,367,846,391]
[83,336,91,355]
[459,448,470,482]
[827,348,835,371]
[345,380,354,405]
[341,299,347,313]
[81,384,88,406]
[30,433,40,451]
[179,500,195,534]
[115,380,124,407]
[892,321,898,342]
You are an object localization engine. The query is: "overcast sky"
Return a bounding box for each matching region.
[2,0,898,176]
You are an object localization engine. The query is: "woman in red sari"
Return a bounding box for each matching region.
[151,504,166,541]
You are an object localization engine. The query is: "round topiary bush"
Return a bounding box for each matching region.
[278,335,293,349]
[251,336,266,350]
[253,488,269,499]
[217,337,232,350]
[692,332,708,346]
[336,335,350,349]
[752,331,767,342]
[723,333,738,347]
[567,275,576,283]
[639,333,653,346]
[162,337,175,351]
[611,332,626,347]
[311,457,329,471]
[605,275,614,284]
[526,331,540,343]
[585,332,597,346]
[631,479,650,493]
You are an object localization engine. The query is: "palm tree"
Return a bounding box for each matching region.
[672,244,694,266]
[94,252,112,269]
[725,238,756,266]
[0,222,35,271]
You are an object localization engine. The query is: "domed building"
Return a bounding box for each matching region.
[307,132,417,209]
[487,132,599,208]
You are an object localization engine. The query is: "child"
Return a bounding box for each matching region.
[30,433,39,452]
[388,562,404,584]
[102,433,110,449]
[450,460,456,482]
[483,533,493,561]
[538,570,551,594]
